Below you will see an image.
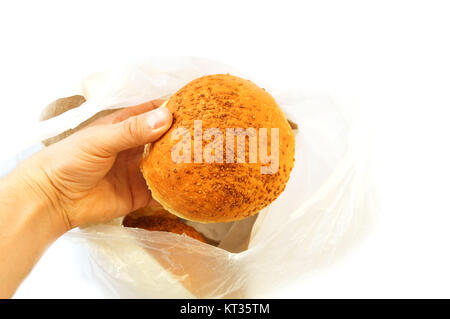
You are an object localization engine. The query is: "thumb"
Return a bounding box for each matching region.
[84,107,173,156]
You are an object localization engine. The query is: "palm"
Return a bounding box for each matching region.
[45,100,166,227]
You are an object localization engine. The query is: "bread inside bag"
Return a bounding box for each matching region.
[39,95,279,253]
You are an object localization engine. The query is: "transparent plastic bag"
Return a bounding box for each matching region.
[36,57,372,298]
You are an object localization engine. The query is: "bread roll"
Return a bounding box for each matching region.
[141,74,295,223]
[123,213,206,243]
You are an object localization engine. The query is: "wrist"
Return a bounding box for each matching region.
[2,160,70,238]
[0,168,68,297]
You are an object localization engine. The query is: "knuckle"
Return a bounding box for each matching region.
[121,116,143,143]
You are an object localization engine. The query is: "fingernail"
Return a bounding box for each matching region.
[146,107,170,129]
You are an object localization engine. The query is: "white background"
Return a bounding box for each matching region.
[1,0,450,298]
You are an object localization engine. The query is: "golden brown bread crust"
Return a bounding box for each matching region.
[122,214,206,243]
[141,74,295,223]
[126,206,178,219]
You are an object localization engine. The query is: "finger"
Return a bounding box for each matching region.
[148,198,163,208]
[86,99,167,127]
[82,106,172,156]
[122,147,164,209]
[116,147,164,210]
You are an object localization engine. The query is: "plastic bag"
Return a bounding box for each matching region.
[36,57,372,298]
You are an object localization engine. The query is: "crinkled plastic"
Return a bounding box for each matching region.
[37,57,373,298]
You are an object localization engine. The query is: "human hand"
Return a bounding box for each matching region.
[10,100,172,232]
